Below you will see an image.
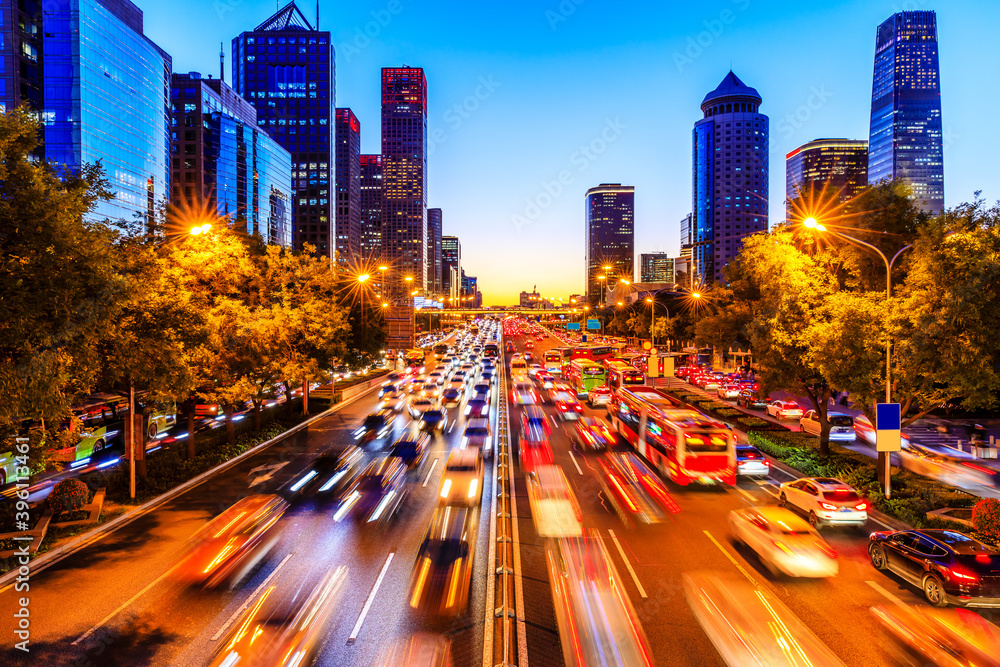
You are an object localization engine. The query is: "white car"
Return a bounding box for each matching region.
[526,465,582,538]
[408,397,436,419]
[766,400,804,420]
[778,477,868,529]
[438,449,483,507]
[527,364,545,378]
[735,445,770,477]
[799,411,855,441]
[729,506,839,578]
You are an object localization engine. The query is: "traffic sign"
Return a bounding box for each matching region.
[566,322,580,331]
[642,341,652,350]
[586,319,601,330]
[876,403,901,452]
[650,348,658,355]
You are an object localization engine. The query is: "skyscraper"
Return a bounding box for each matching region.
[868,11,943,214]
[359,154,382,258]
[170,72,292,247]
[427,208,443,296]
[679,213,693,255]
[334,108,361,264]
[232,3,335,257]
[441,235,461,301]
[9,0,172,224]
[585,184,634,304]
[640,253,674,284]
[786,138,868,208]
[692,72,769,284]
[381,67,428,295]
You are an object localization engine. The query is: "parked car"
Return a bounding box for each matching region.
[799,411,855,441]
[729,506,839,578]
[766,399,804,420]
[869,529,1000,607]
[778,477,868,529]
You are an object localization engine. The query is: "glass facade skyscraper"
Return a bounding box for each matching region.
[0,0,44,112]
[34,0,171,225]
[639,253,674,284]
[427,208,443,296]
[585,183,634,304]
[334,107,361,264]
[381,67,428,295]
[359,154,382,258]
[170,72,292,247]
[868,11,944,214]
[692,72,769,285]
[786,138,868,208]
[232,2,335,257]
[442,235,461,301]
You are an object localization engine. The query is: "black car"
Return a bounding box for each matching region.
[418,408,448,432]
[434,344,448,354]
[389,433,430,468]
[361,409,396,442]
[736,389,767,410]
[286,445,362,498]
[869,529,1000,607]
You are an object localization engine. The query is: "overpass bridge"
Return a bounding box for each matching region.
[433,307,580,317]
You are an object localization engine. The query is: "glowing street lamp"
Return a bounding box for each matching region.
[357,274,370,283]
[190,223,211,235]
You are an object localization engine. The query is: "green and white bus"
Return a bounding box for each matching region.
[566,360,606,398]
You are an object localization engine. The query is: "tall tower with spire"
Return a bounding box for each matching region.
[232,2,336,258]
[691,71,769,284]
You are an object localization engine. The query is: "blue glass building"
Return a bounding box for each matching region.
[692,72,769,285]
[232,2,335,257]
[584,183,634,304]
[170,72,292,247]
[868,11,944,214]
[26,0,171,225]
[334,107,361,264]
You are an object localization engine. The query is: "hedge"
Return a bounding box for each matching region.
[972,498,1000,541]
[747,430,980,529]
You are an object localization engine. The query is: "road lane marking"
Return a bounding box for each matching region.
[608,530,647,598]
[347,552,394,644]
[72,557,189,645]
[736,487,757,502]
[867,516,894,530]
[422,458,439,487]
[866,579,909,607]
[568,450,584,476]
[704,530,759,588]
[210,552,294,641]
[447,420,455,434]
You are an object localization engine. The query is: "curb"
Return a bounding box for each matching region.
[0,383,383,590]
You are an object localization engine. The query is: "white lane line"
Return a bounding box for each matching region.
[210,552,294,641]
[347,552,395,645]
[704,529,759,588]
[72,557,188,645]
[549,415,558,429]
[447,421,456,434]
[568,450,584,476]
[607,529,647,598]
[867,515,895,530]
[866,579,909,607]
[736,487,757,502]
[422,458,440,487]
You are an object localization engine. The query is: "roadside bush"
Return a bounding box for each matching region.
[715,408,742,418]
[48,479,90,514]
[738,416,769,428]
[972,498,1000,541]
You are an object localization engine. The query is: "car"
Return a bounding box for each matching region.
[870,603,1000,663]
[462,418,493,459]
[506,342,516,353]
[360,408,396,442]
[337,457,408,525]
[854,415,912,449]
[286,445,363,498]
[717,384,742,400]
[728,506,839,578]
[480,371,495,386]
[535,372,556,390]
[438,449,483,507]
[735,445,770,477]
[526,465,583,538]
[176,494,289,588]
[520,422,555,473]
[208,566,348,667]
[512,381,540,406]
[766,399,804,420]
[571,416,616,451]
[525,340,534,350]
[471,383,491,401]
[552,391,584,420]
[408,506,478,616]
[899,444,997,490]
[524,352,535,364]
[735,389,767,410]
[389,433,431,468]
[441,387,463,408]
[778,477,868,529]
[596,453,677,527]
[422,382,443,399]
[379,384,403,401]
[799,411,855,440]
[464,398,489,418]
[527,363,545,378]
[408,397,437,419]
[521,405,551,434]
[587,385,612,407]
[418,408,448,433]
[408,380,427,395]
[869,529,1000,607]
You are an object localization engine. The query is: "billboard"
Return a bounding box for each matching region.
[385,305,415,350]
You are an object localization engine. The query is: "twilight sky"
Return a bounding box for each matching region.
[143,0,1000,305]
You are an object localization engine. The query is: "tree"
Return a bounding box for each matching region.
[0,106,118,433]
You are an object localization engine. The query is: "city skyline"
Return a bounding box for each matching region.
[111,2,1000,302]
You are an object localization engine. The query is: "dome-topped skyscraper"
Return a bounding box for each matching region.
[690,71,769,285]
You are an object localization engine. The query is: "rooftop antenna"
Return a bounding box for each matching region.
[220,42,225,82]
[316,0,319,30]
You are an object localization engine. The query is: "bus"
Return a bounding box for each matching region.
[543,349,566,375]
[53,394,177,465]
[510,353,530,381]
[557,345,618,374]
[609,387,736,486]
[606,362,645,393]
[566,360,607,398]
[404,349,426,367]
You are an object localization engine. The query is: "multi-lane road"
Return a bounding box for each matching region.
[4,321,1000,666]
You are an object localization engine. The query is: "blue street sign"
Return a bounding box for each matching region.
[535,316,541,322]
[876,403,901,431]
[587,319,601,330]
[566,323,580,331]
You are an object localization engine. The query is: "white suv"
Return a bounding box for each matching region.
[778,477,868,530]
[799,411,855,441]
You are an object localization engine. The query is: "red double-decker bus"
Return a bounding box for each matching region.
[608,387,736,486]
